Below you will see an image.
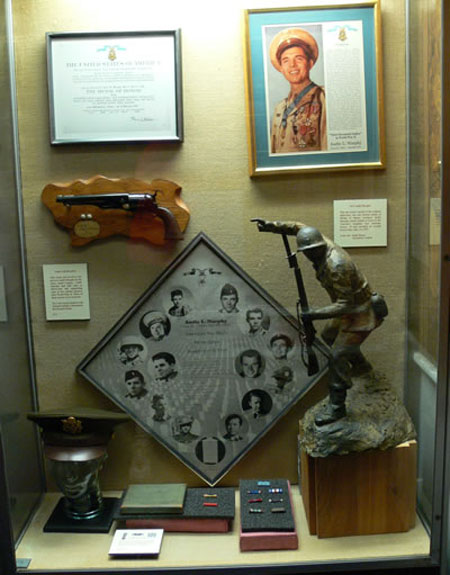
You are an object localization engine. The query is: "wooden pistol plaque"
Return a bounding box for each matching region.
[42,175,190,247]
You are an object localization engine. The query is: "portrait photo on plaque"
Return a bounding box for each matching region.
[77,233,327,485]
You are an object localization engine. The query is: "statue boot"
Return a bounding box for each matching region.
[315,385,347,426]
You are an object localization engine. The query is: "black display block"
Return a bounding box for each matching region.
[43,497,119,533]
[240,479,295,533]
[115,487,235,521]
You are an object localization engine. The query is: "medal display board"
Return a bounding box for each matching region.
[239,479,298,551]
[78,233,327,485]
[239,479,295,533]
[116,487,235,533]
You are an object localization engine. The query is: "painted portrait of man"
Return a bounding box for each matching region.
[267,26,327,154]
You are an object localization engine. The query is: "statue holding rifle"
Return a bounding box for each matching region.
[252,219,388,426]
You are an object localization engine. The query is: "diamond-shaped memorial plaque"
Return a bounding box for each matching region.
[78,232,327,485]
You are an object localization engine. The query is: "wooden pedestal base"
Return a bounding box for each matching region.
[300,440,417,538]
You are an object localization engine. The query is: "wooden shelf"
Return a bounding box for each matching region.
[15,488,430,571]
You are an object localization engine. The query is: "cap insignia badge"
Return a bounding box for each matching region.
[61,416,83,435]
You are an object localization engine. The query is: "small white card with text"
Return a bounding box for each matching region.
[109,529,164,557]
[43,263,90,321]
[334,199,387,248]
[429,197,441,246]
[0,266,8,322]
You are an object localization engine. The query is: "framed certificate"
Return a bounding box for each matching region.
[243,1,384,175]
[46,30,183,144]
[77,233,327,485]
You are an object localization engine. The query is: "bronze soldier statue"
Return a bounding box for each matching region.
[252,219,388,426]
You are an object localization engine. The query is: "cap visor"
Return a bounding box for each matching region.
[44,445,106,461]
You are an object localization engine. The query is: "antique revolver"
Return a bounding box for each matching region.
[42,176,190,247]
[56,192,183,240]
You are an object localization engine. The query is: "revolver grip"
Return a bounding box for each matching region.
[155,206,184,240]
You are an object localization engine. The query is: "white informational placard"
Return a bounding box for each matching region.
[0,265,8,322]
[43,263,90,321]
[109,529,163,557]
[429,197,441,246]
[333,199,387,248]
[322,20,368,154]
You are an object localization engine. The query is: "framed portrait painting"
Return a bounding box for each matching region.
[243,1,385,175]
[78,233,327,485]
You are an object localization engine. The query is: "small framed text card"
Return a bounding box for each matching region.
[46,30,183,144]
[0,265,8,322]
[43,263,90,321]
[333,198,387,248]
[429,197,441,246]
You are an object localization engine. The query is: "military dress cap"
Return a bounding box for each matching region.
[27,407,130,462]
[177,415,193,426]
[270,28,319,72]
[220,283,238,297]
[273,365,294,383]
[119,336,144,350]
[125,370,144,381]
[142,310,167,327]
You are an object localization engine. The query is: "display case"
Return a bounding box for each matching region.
[0,0,448,573]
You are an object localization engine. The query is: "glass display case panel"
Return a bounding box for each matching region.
[0,0,44,546]
[405,0,441,536]
[0,0,447,573]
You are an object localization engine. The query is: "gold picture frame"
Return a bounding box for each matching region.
[243,1,385,176]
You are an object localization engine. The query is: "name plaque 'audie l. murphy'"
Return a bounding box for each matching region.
[77,233,327,485]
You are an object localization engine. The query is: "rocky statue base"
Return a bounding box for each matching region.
[300,370,416,458]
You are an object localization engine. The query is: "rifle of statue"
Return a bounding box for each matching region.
[281,233,319,377]
[250,217,320,377]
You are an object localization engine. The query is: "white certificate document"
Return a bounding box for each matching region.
[43,263,90,321]
[48,33,179,143]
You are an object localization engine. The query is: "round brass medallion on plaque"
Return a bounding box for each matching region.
[74,220,101,238]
